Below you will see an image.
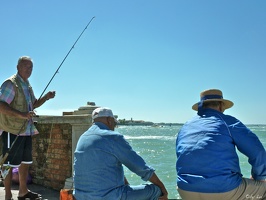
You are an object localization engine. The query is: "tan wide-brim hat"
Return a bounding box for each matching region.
[192,89,234,111]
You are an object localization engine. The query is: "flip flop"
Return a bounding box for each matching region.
[17,191,42,200]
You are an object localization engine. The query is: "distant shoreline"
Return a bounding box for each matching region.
[117,120,183,126]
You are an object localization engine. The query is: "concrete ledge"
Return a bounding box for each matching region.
[33,115,92,125]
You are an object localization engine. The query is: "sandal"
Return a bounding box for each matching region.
[17,191,42,200]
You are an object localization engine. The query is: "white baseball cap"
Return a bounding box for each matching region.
[92,107,118,122]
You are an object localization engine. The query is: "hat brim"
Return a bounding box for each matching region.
[192,99,234,111]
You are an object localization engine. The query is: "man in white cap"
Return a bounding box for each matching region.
[176,89,266,199]
[73,107,168,200]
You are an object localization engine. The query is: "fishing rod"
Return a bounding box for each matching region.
[0,16,95,169]
[39,16,95,100]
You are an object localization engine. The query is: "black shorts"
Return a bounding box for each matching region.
[1,131,33,167]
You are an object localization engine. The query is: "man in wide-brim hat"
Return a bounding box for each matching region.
[176,89,266,199]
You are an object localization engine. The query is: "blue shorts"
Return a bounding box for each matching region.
[1,131,33,167]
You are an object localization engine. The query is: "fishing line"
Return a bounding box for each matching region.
[0,16,95,171]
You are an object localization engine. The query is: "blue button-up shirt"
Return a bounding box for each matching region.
[176,108,266,193]
[73,122,155,199]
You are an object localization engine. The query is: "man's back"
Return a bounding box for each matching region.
[176,109,242,193]
[74,124,125,199]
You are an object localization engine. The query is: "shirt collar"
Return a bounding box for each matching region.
[16,73,29,85]
[94,122,110,130]
[198,108,221,116]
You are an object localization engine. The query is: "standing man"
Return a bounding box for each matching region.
[74,107,168,200]
[176,89,266,199]
[0,56,56,200]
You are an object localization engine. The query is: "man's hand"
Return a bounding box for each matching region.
[45,91,56,100]
[21,111,36,120]
[33,91,56,108]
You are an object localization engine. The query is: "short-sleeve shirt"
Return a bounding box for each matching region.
[0,74,38,136]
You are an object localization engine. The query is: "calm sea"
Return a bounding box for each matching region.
[116,124,266,200]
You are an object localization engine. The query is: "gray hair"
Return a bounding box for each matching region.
[17,56,33,65]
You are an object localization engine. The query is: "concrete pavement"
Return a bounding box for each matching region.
[0,180,60,200]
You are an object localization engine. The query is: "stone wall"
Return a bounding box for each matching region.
[31,123,72,190]
[0,123,72,191]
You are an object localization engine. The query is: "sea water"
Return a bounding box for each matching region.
[116,124,266,200]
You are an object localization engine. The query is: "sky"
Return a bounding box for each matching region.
[1,1,266,124]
